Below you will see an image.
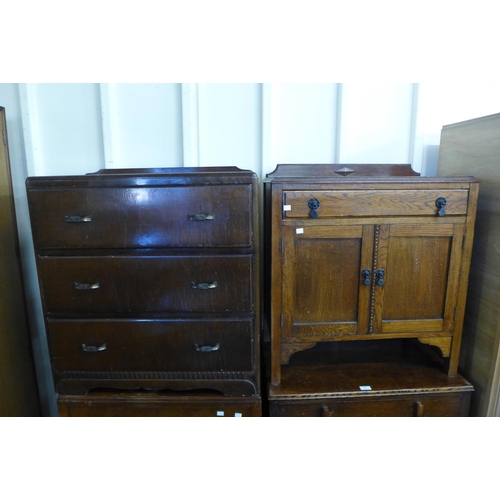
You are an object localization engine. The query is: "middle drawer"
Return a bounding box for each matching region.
[38,255,253,313]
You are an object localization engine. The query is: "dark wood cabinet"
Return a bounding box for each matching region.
[264,164,478,416]
[27,167,261,416]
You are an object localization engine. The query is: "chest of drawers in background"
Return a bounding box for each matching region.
[26,167,261,417]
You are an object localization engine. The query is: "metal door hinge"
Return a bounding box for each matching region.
[280,314,284,328]
[280,238,284,254]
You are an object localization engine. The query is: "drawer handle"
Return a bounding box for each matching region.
[65,215,92,223]
[435,197,447,217]
[82,343,107,353]
[74,282,100,290]
[361,269,371,286]
[191,281,218,290]
[188,213,215,221]
[308,198,320,218]
[195,343,220,353]
[414,401,424,417]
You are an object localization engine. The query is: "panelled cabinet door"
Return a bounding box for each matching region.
[281,225,374,342]
[281,221,464,349]
[372,222,464,336]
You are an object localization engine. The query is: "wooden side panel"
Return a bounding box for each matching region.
[0,108,40,416]
[438,114,498,415]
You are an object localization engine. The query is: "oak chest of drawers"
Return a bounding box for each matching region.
[264,163,478,416]
[27,167,261,416]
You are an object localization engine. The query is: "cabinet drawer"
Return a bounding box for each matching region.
[58,394,262,417]
[48,319,254,373]
[28,185,253,249]
[38,255,253,313]
[270,392,471,417]
[283,189,469,218]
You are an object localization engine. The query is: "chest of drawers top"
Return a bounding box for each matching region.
[27,167,257,250]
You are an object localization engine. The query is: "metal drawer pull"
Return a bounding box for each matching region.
[435,197,447,217]
[195,343,220,353]
[188,213,215,221]
[65,215,92,223]
[82,343,107,353]
[191,281,218,290]
[74,282,100,290]
[308,198,320,218]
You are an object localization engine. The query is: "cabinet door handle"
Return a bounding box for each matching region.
[188,213,215,221]
[65,215,92,223]
[376,269,385,286]
[191,281,218,290]
[414,402,424,417]
[361,269,371,286]
[82,343,107,353]
[308,198,320,218]
[435,197,447,217]
[74,282,100,290]
[195,343,220,352]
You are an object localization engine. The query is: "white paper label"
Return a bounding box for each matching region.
[359,385,372,391]
[283,205,291,211]
[296,228,304,234]
[217,411,224,416]
[234,413,242,417]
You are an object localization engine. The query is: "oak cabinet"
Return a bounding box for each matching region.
[26,167,261,415]
[264,164,479,394]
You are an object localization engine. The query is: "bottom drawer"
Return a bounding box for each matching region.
[58,392,262,417]
[48,318,254,373]
[269,392,471,417]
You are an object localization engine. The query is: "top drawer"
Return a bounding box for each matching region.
[283,189,469,218]
[28,185,253,249]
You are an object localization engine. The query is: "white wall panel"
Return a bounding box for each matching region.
[108,83,183,168]
[198,83,261,172]
[23,83,104,176]
[272,83,339,167]
[339,83,416,166]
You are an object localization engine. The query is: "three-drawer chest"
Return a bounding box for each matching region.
[26,167,261,417]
